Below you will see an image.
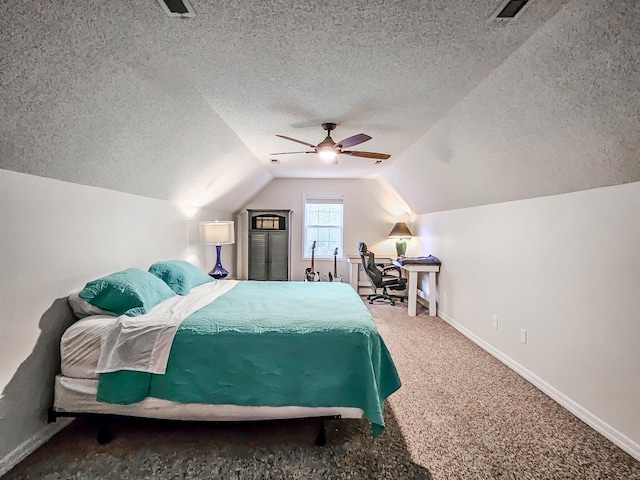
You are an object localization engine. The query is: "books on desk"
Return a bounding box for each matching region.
[395,255,441,266]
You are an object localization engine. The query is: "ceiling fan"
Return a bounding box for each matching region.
[271,123,391,165]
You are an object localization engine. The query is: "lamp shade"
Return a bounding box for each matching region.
[388,222,413,257]
[388,222,414,238]
[199,221,235,245]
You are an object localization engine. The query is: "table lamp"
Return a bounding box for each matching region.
[199,220,235,279]
[388,222,414,257]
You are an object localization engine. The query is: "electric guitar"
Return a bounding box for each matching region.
[304,241,320,282]
[326,247,343,282]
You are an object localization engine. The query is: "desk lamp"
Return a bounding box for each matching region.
[388,222,414,257]
[199,220,235,279]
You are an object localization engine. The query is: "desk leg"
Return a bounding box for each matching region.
[428,272,437,316]
[349,262,359,292]
[407,270,418,316]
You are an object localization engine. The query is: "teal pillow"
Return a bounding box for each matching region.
[78,268,176,317]
[148,260,214,295]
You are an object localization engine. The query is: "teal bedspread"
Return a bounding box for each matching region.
[97,281,401,436]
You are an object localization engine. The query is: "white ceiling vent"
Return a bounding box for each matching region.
[489,0,532,22]
[156,0,196,18]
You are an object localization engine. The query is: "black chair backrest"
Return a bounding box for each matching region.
[360,250,383,287]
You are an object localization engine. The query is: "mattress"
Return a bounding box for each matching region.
[60,315,114,379]
[54,375,364,421]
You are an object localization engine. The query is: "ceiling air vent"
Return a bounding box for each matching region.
[489,0,532,22]
[156,0,196,18]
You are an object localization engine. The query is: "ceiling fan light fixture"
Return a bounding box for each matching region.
[318,148,338,163]
[317,135,336,148]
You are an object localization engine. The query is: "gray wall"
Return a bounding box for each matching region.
[0,169,231,469]
[239,178,415,282]
[413,181,640,459]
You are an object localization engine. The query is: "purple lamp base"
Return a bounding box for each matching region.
[208,244,229,279]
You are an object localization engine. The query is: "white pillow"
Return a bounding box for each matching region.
[68,291,112,319]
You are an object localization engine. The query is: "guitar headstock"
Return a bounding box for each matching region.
[311,241,316,250]
[333,247,338,256]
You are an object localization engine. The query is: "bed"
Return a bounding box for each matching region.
[51,263,402,443]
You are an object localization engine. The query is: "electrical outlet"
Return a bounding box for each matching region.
[492,315,499,329]
[520,328,527,344]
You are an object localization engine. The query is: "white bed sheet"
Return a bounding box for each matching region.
[97,280,238,375]
[53,375,364,421]
[61,281,238,379]
[60,315,114,379]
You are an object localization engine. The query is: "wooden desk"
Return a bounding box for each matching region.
[346,255,393,294]
[392,261,440,317]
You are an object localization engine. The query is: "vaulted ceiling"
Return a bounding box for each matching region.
[1,0,638,214]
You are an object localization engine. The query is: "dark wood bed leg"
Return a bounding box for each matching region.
[89,416,114,445]
[314,419,327,446]
[96,426,113,445]
[47,407,58,423]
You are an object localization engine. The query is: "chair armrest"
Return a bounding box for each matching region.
[380,265,402,277]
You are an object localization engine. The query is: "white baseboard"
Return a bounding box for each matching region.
[416,288,429,305]
[0,418,73,477]
[435,309,640,462]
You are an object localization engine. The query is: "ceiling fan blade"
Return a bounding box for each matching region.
[341,151,391,160]
[270,151,316,155]
[275,134,317,149]
[336,133,371,149]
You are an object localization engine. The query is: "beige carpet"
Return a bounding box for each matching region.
[372,301,640,479]
[4,301,640,479]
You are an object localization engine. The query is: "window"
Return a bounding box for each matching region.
[303,195,343,259]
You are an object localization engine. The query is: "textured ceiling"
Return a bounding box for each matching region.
[383,0,640,214]
[1,0,638,214]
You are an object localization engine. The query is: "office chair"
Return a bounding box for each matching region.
[358,242,407,306]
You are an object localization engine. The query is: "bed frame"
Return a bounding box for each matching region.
[48,374,363,446]
[48,408,339,446]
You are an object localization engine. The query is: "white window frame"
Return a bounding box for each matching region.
[303,194,344,260]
